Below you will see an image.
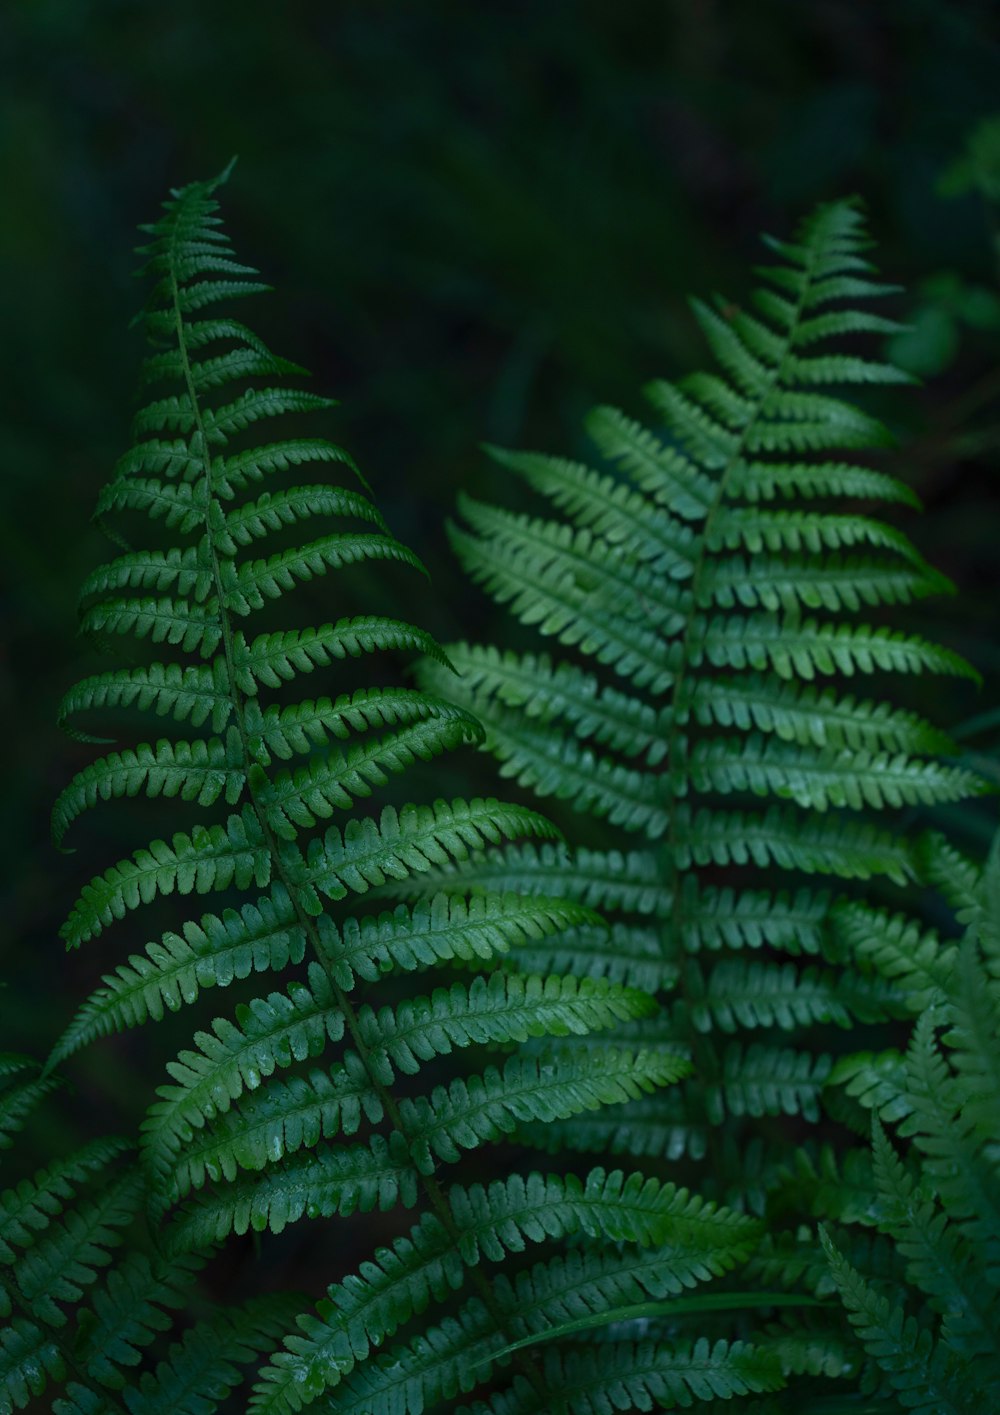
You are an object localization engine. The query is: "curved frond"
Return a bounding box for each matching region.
[61,809,270,948]
[51,889,304,1065]
[285,798,560,912]
[52,731,245,845]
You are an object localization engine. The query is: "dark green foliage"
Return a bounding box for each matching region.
[0,1057,297,1415]
[8,169,791,1414]
[420,198,985,1169]
[820,834,1000,1414]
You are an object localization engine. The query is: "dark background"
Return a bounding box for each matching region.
[2,0,999,1139]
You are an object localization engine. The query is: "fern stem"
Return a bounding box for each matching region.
[168,255,560,1413]
[661,221,825,1164]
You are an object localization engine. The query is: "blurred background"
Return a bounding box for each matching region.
[2,0,999,1136]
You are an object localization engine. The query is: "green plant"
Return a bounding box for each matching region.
[0,166,798,1415]
[0,1062,303,1412]
[819,831,1000,1413]
[418,198,985,1198]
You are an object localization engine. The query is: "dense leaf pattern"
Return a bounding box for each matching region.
[421,198,983,1165]
[9,168,778,1415]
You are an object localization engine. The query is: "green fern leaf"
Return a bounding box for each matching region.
[821,1227,972,1415]
[425,201,981,1347]
[50,167,981,1415]
[61,809,270,948]
[0,1318,64,1412]
[50,889,305,1064]
[284,798,559,912]
[250,1167,757,1412]
[72,1250,204,1391]
[233,617,452,690]
[58,662,231,742]
[319,892,602,989]
[226,532,426,615]
[213,438,362,497]
[257,716,483,839]
[11,1170,142,1328]
[52,732,245,846]
[399,1047,689,1172]
[217,484,386,550]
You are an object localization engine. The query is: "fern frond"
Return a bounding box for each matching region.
[447,520,677,692]
[510,919,679,994]
[233,616,452,690]
[11,1169,143,1327]
[50,165,761,1415]
[680,884,829,955]
[829,901,955,1009]
[0,1319,64,1412]
[585,404,716,516]
[72,1250,203,1391]
[482,443,696,575]
[726,455,918,505]
[407,197,998,1410]
[358,973,656,1080]
[513,1093,708,1164]
[58,662,231,743]
[121,1295,304,1415]
[212,438,362,497]
[141,966,345,1179]
[284,797,559,912]
[80,593,222,656]
[821,1227,971,1415]
[916,831,983,913]
[823,848,1000,1408]
[676,804,914,882]
[427,214,981,1392]
[257,716,483,838]
[688,734,981,813]
[870,1114,995,1358]
[947,940,1000,1147]
[0,1120,254,1414]
[689,958,855,1033]
[216,484,386,550]
[386,840,674,916]
[702,550,947,614]
[423,643,660,759]
[165,1125,411,1233]
[712,1042,831,1124]
[697,611,976,682]
[79,544,215,602]
[200,387,337,441]
[61,809,270,948]
[0,1061,61,1153]
[146,976,657,1200]
[0,1138,130,1261]
[226,531,426,615]
[250,1168,758,1413]
[452,705,668,836]
[319,892,603,989]
[50,888,305,1064]
[399,1047,690,1171]
[472,1338,783,1415]
[687,675,955,756]
[897,1011,1000,1258]
[52,732,246,845]
[253,687,478,759]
